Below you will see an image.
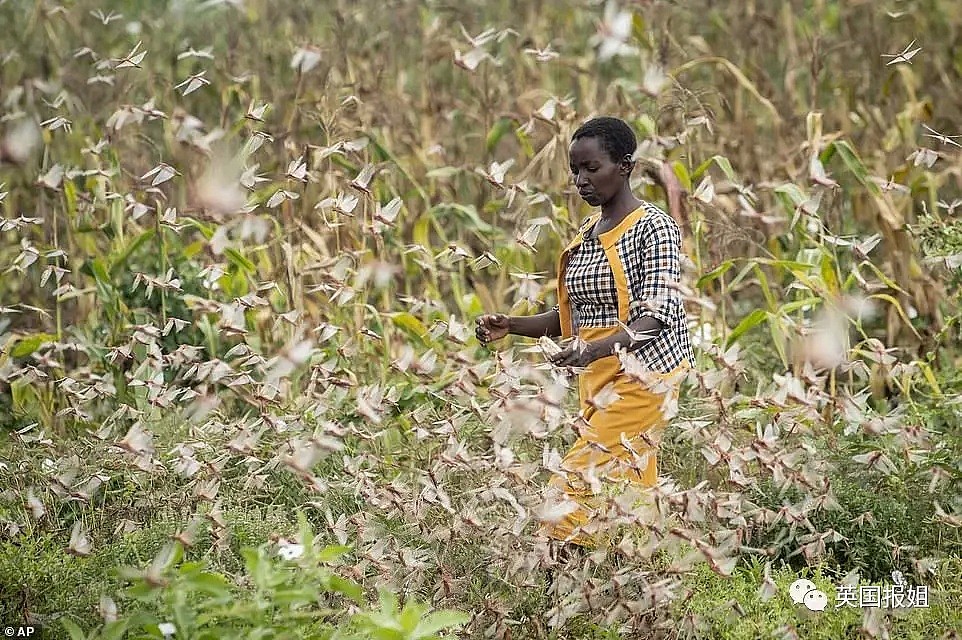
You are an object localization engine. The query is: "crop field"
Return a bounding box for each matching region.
[2,0,962,638]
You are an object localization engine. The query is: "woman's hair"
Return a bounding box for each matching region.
[571,116,637,163]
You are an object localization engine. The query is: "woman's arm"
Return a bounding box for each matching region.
[591,316,664,358]
[508,305,562,338]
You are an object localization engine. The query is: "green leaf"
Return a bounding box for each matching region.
[820,252,840,295]
[691,157,713,181]
[185,572,232,597]
[378,589,400,615]
[779,297,822,315]
[63,177,79,218]
[181,217,215,240]
[11,379,38,416]
[400,600,428,632]
[636,114,657,137]
[832,140,881,196]
[693,155,737,184]
[769,315,789,369]
[272,587,317,607]
[413,610,471,638]
[806,111,823,145]
[868,293,921,338]
[774,183,807,207]
[329,154,359,175]
[631,13,647,44]
[241,547,264,583]
[727,261,757,290]
[431,203,493,233]
[752,265,776,311]
[860,261,909,295]
[295,510,314,549]
[60,617,87,640]
[726,309,769,349]
[918,361,943,397]
[696,260,734,288]
[160,541,185,571]
[317,544,352,562]
[225,248,256,274]
[108,229,156,277]
[755,258,823,272]
[9,332,58,358]
[818,141,837,165]
[90,258,109,284]
[327,575,365,604]
[388,312,429,343]
[712,155,736,182]
[126,581,160,601]
[672,161,692,192]
[462,292,483,317]
[412,214,433,251]
[485,117,515,153]
[514,125,534,158]
[362,131,430,206]
[178,561,206,575]
[425,167,460,179]
[99,618,135,640]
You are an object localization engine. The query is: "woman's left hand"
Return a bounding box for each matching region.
[548,340,603,369]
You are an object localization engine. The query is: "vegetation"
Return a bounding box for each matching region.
[2,0,962,638]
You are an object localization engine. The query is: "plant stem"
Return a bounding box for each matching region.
[156,200,167,327]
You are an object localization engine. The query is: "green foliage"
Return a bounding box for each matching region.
[354,592,470,640]
[745,471,962,583]
[58,514,467,640]
[673,560,962,639]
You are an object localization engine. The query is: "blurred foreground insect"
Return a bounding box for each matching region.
[881,39,921,65]
[113,41,147,69]
[90,9,122,24]
[921,123,962,148]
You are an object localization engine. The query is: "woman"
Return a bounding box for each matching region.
[475,116,695,548]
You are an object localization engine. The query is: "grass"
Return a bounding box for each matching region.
[672,558,962,640]
[3,0,962,638]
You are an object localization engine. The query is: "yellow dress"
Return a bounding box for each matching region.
[542,205,691,547]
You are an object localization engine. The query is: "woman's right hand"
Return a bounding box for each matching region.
[475,313,511,345]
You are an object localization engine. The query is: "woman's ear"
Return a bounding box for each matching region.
[621,154,634,174]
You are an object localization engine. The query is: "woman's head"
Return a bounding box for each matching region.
[568,116,637,207]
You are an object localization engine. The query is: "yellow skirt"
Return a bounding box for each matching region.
[541,326,688,548]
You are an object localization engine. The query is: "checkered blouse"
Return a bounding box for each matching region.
[553,202,695,373]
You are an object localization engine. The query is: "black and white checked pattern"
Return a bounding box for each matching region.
[555,202,695,373]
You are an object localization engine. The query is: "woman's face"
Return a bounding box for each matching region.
[568,136,627,207]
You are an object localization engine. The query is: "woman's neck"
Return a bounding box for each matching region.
[600,186,642,221]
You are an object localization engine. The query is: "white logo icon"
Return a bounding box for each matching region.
[803,589,828,612]
[789,578,828,612]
